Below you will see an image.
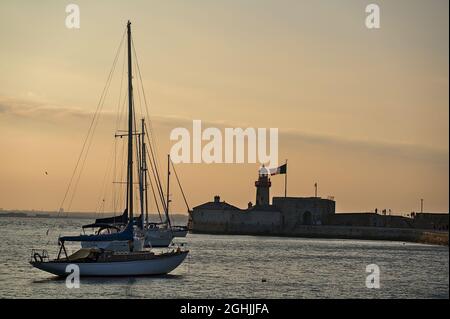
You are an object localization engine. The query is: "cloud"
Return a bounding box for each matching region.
[0,96,95,120]
[282,128,448,165]
[1,95,448,165]
[147,114,448,165]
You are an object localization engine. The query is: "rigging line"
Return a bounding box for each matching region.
[131,95,144,214]
[131,35,166,222]
[112,138,119,217]
[97,137,118,216]
[146,133,166,212]
[114,136,127,214]
[131,38,167,219]
[147,161,162,221]
[112,138,117,214]
[171,159,191,212]
[147,161,163,222]
[115,40,127,132]
[132,42,149,219]
[132,55,146,219]
[66,43,121,214]
[144,124,166,210]
[105,150,116,216]
[99,198,106,214]
[131,39,163,185]
[147,130,165,200]
[131,40,147,121]
[134,118,143,217]
[153,167,166,219]
[139,138,160,218]
[109,33,126,217]
[132,44,145,120]
[65,41,124,216]
[131,92,145,220]
[94,138,117,217]
[142,142,149,222]
[144,140,165,210]
[58,32,125,218]
[54,29,126,223]
[133,67,146,219]
[146,143,167,214]
[65,28,126,215]
[137,134,143,216]
[119,137,126,211]
[146,123,163,193]
[112,99,125,216]
[116,86,128,134]
[112,42,125,216]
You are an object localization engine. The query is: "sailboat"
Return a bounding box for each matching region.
[30,21,189,276]
[78,47,191,248]
[80,153,181,248]
[80,134,176,249]
[77,16,194,248]
[80,147,189,247]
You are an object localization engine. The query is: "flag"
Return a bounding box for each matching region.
[270,163,287,175]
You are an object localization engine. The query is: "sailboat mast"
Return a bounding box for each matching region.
[143,124,149,227]
[140,118,146,229]
[166,154,171,225]
[126,20,134,222]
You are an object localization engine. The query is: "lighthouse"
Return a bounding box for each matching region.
[255,166,271,206]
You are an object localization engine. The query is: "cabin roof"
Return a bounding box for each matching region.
[193,201,241,211]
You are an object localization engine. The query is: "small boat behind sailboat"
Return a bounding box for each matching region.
[171,225,189,237]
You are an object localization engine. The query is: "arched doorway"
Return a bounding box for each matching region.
[303,211,313,225]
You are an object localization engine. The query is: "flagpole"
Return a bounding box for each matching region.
[284,159,287,197]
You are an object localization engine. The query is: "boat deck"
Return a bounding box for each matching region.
[46,248,188,264]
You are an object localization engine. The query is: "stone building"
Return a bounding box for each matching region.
[190,169,450,235]
[191,169,336,234]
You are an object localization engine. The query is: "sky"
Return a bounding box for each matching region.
[0,0,448,215]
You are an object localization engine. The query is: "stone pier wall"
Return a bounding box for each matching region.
[191,223,449,246]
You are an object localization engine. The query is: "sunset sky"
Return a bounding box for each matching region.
[0,0,448,215]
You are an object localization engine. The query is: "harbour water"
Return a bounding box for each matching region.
[0,217,448,298]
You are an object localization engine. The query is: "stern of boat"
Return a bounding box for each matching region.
[29,249,50,265]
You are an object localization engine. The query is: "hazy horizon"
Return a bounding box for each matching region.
[0,0,448,214]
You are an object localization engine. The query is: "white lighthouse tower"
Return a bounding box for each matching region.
[255,166,271,206]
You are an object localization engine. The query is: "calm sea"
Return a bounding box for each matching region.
[0,217,448,299]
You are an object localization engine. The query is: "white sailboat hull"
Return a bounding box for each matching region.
[172,229,188,237]
[144,228,173,247]
[31,251,188,277]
